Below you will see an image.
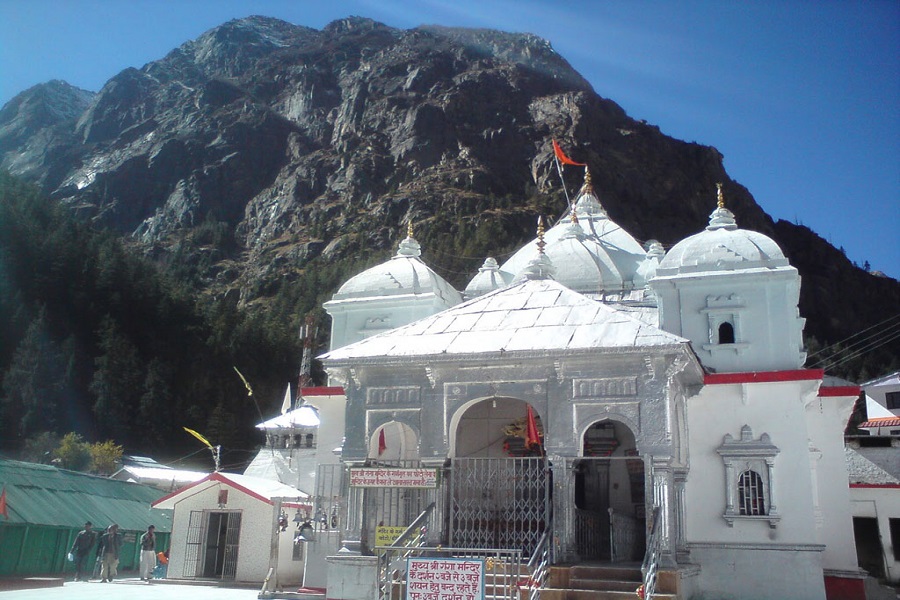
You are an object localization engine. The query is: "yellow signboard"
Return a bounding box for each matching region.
[375,526,408,547]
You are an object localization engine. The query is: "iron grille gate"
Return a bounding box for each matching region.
[360,460,439,551]
[183,511,203,578]
[449,457,550,556]
[182,510,241,579]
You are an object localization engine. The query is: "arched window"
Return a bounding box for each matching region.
[718,321,735,344]
[738,470,766,516]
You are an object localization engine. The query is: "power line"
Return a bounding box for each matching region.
[811,328,900,371]
[806,313,900,360]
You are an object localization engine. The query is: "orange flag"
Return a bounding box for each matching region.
[552,139,586,167]
[378,429,387,455]
[525,406,542,449]
[0,486,8,519]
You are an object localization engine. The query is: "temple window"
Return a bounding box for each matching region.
[738,470,765,515]
[717,425,780,528]
[718,321,735,344]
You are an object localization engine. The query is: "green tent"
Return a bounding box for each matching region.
[0,458,172,577]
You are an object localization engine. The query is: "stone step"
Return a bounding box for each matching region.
[535,589,676,600]
[569,578,641,592]
[570,565,642,582]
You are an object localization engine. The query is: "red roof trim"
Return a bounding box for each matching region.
[704,369,824,385]
[819,386,860,397]
[300,386,345,396]
[858,417,900,428]
[150,473,212,507]
[850,483,900,489]
[151,472,312,509]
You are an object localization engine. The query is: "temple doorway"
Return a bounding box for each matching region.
[573,420,645,562]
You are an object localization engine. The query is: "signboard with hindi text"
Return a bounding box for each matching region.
[349,467,438,488]
[405,557,484,600]
[375,525,410,552]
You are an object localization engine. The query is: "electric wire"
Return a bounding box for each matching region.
[811,328,900,371]
[806,313,900,359]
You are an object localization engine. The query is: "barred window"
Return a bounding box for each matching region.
[738,470,766,516]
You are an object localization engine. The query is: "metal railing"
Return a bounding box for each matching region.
[640,506,662,600]
[524,527,552,600]
[377,502,435,600]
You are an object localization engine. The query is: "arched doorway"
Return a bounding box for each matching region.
[449,398,549,555]
[360,421,428,552]
[452,397,543,458]
[368,420,419,462]
[574,420,645,562]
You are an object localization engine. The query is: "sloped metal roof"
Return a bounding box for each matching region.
[0,458,172,532]
[321,278,688,362]
[151,472,309,510]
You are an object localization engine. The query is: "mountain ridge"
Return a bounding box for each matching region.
[0,15,896,379]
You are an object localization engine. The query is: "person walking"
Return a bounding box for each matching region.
[139,525,156,582]
[96,524,122,582]
[69,521,96,581]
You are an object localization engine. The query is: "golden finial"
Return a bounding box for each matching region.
[570,209,579,224]
[582,167,594,194]
[407,219,414,239]
[536,216,546,255]
[716,182,725,209]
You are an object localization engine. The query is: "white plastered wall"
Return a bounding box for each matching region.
[165,483,304,585]
[684,379,826,599]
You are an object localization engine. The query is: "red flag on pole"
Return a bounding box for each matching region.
[378,429,387,456]
[553,139,586,167]
[525,406,542,450]
[0,486,8,519]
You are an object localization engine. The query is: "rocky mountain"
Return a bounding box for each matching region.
[1,15,897,377]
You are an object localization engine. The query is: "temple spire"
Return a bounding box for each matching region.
[707,183,738,231]
[536,216,547,255]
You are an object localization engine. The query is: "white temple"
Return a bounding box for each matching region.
[305,172,863,599]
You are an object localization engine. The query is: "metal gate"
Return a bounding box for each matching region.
[182,510,241,579]
[360,461,440,550]
[449,457,550,556]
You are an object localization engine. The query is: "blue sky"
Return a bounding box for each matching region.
[1,0,897,278]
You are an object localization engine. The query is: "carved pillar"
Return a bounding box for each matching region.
[551,456,577,563]
[673,468,689,563]
[765,457,779,518]
[651,457,676,567]
[722,462,735,516]
[340,466,365,554]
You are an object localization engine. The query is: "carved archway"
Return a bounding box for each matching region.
[572,419,646,562]
[450,397,543,458]
[368,420,419,461]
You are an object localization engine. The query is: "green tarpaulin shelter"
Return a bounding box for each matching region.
[0,458,172,577]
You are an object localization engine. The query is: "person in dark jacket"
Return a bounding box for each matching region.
[69,521,96,581]
[96,524,122,582]
[139,525,156,582]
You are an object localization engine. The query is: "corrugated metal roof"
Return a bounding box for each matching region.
[0,458,172,532]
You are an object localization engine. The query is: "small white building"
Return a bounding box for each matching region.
[151,472,310,586]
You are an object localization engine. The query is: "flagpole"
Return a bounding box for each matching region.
[554,151,572,213]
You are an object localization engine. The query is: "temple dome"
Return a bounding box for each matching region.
[332,230,462,305]
[656,191,788,276]
[465,257,511,298]
[492,171,645,294]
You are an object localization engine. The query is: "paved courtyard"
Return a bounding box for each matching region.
[0,578,263,599]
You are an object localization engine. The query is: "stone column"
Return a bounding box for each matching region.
[551,456,577,563]
[651,457,676,567]
[673,468,689,563]
[340,467,365,555]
